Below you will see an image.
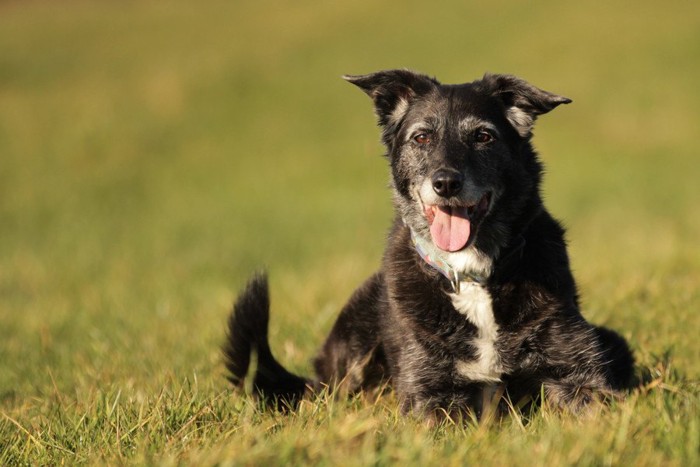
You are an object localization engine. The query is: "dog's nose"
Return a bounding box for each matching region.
[431,169,464,198]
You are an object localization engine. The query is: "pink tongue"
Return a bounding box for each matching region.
[430,206,471,252]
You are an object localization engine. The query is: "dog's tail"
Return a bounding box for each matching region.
[223,273,310,409]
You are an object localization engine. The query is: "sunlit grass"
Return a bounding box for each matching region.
[0,0,698,464]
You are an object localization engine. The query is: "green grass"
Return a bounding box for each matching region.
[1,0,699,464]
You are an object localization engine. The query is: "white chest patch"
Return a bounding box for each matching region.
[450,281,503,382]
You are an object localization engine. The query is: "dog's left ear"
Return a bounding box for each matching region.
[486,74,572,137]
[343,70,439,127]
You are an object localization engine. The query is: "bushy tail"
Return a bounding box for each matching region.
[223,273,309,409]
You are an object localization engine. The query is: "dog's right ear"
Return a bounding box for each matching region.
[343,70,439,126]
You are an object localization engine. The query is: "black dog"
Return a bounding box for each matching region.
[224,70,634,419]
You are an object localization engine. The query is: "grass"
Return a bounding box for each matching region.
[0,0,698,464]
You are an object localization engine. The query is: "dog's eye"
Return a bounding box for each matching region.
[413,133,432,145]
[475,130,494,144]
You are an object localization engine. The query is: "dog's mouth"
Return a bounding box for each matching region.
[424,192,492,252]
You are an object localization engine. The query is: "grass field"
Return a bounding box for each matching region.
[1,0,699,464]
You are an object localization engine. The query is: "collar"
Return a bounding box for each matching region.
[408,228,487,293]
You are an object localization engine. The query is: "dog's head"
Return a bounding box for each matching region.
[345,70,570,258]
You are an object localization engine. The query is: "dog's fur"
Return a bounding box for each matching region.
[223,70,634,419]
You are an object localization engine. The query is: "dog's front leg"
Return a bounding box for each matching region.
[391,341,483,422]
[537,318,623,412]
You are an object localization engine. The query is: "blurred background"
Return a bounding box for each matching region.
[1,0,698,401]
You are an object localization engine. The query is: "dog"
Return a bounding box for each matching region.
[223,70,634,419]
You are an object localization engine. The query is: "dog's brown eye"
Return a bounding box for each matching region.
[414,133,432,145]
[475,130,494,144]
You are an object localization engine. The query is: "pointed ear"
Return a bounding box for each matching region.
[486,74,572,137]
[343,70,439,126]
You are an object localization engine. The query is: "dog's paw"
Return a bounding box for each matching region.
[543,382,620,414]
